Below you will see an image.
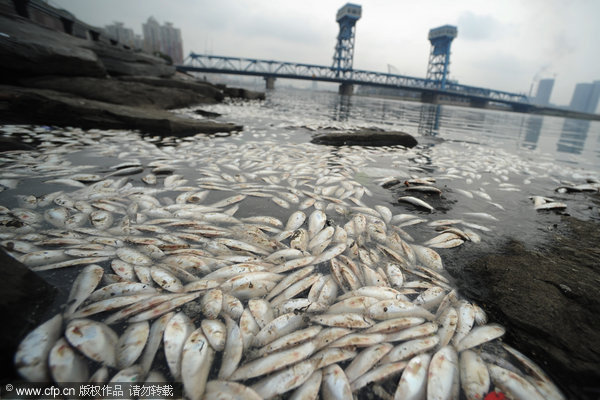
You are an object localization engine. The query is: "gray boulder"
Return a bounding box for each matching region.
[20,76,219,109]
[311,129,418,147]
[0,85,242,136]
[0,13,106,77]
[118,75,224,102]
[83,41,175,77]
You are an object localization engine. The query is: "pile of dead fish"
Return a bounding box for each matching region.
[0,125,569,399]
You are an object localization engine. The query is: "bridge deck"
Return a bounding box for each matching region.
[178,53,530,108]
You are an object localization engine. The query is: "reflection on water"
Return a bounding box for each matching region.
[210,89,600,170]
[557,119,590,156]
[418,104,441,136]
[332,95,352,121]
[520,116,543,150]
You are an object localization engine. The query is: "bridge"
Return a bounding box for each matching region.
[176,3,531,111]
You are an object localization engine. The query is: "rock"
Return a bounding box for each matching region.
[0,13,106,78]
[451,215,600,400]
[194,109,222,118]
[83,41,175,78]
[0,136,36,151]
[0,248,57,380]
[20,76,219,109]
[118,75,224,102]
[0,85,243,136]
[223,87,266,100]
[311,129,418,147]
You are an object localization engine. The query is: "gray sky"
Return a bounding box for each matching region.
[51,0,600,108]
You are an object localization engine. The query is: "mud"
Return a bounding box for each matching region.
[446,204,600,400]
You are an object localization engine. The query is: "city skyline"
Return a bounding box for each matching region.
[50,0,599,112]
[104,17,183,64]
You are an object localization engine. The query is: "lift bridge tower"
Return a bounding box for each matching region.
[332,3,361,94]
[426,25,457,90]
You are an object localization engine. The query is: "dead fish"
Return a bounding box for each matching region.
[205,380,261,400]
[460,350,490,400]
[164,312,195,380]
[350,361,408,392]
[15,314,63,381]
[398,196,435,212]
[181,329,215,400]
[502,344,566,400]
[201,319,227,351]
[254,313,307,347]
[381,336,440,364]
[488,364,545,400]
[456,323,505,352]
[64,264,104,317]
[321,364,353,400]
[199,289,223,319]
[65,318,118,367]
[344,343,393,383]
[394,353,431,400]
[367,299,435,321]
[311,313,374,329]
[230,340,316,381]
[427,345,459,400]
[285,210,307,231]
[116,247,152,266]
[251,359,317,399]
[411,244,444,271]
[69,294,155,319]
[116,321,149,369]
[49,337,89,383]
[87,282,156,303]
[151,266,183,292]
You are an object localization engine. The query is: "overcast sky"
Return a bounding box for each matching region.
[51,0,599,108]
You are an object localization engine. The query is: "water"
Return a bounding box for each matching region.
[199,89,600,170]
[1,88,599,397]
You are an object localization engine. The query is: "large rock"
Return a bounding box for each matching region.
[83,41,175,78]
[0,11,174,80]
[0,85,242,136]
[452,215,600,400]
[20,76,219,109]
[0,248,57,380]
[0,13,106,78]
[118,75,224,102]
[223,87,266,100]
[311,129,418,147]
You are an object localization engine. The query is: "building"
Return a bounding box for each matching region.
[160,22,183,64]
[533,78,554,106]
[142,17,162,54]
[105,22,136,48]
[142,17,184,64]
[569,81,600,114]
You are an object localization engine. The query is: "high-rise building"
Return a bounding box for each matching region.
[105,22,136,48]
[142,17,184,64]
[569,81,600,114]
[142,17,162,54]
[160,22,183,64]
[533,78,554,106]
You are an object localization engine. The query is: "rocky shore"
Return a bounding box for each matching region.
[444,208,600,400]
[0,5,264,139]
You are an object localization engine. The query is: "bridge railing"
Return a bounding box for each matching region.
[182,53,529,104]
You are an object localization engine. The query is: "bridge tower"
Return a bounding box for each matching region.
[332,3,362,87]
[426,25,457,90]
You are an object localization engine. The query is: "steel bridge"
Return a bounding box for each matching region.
[177,53,532,110]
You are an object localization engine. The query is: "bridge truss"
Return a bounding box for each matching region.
[179,53,529,106]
